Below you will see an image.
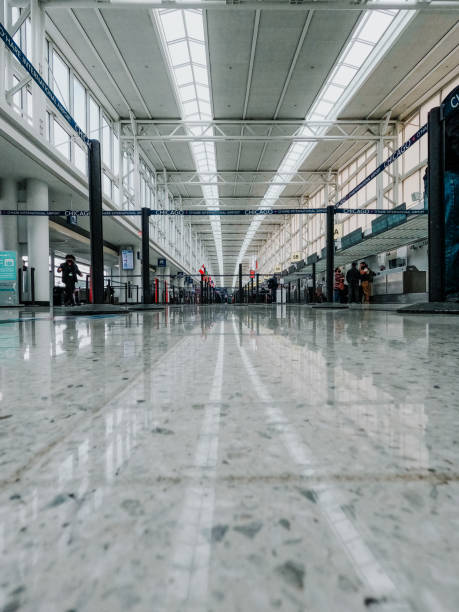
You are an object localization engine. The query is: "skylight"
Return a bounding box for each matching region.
[232,7,416,286]
[155,8,224,280]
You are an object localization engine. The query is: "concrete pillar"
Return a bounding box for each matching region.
[27,179,50,304]
[0,178,18,252]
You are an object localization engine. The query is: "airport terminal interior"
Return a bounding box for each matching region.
[1,1,459,611]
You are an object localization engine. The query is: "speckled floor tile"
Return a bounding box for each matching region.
[1,305,459,612]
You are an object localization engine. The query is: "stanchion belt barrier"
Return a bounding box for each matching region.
[0,208,427,216]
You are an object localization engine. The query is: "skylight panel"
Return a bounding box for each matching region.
[357,11,394,44]
[196,84,210,102]
[174,64,194,86]
[183,99,199,116]
[199,101,211,117]
[322,84,343,104]
[179,84,196,102]
[331,64,358,87]
[185,10,205,41]
[169,41,189,66]
[189,40,206,65]
[343,41,373,68]
[193,66,208,85]
[160,11,186,41]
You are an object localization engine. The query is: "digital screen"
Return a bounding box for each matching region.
[121,249,134,270]
[443,85,459,298]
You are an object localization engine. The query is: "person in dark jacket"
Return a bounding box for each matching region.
[346,261,360,303]
[267,275,278,303]
[58,254,82,306]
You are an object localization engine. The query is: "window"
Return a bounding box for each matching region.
[74,143,87,174]
[102,115,111,168]
[52,50,70,109]
[89,97,100,139]
[73,78,86,131]
[54,120,70,159]
[103,173,111,198]
[113,131,120,176]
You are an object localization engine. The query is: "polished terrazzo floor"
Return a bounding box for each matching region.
[1,305,459,612]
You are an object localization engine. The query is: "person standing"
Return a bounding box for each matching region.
[346,261,360,303]
[268,275,278,303]
[334,267,345,303]
[307,276,314,303]
[360,261,371,304]
[58,254,83,306]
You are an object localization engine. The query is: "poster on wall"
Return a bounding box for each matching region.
[443,85,459,298]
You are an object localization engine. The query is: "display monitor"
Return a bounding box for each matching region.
[121,249,134,270]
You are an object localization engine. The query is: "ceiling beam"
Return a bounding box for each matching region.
[23,1,459,11]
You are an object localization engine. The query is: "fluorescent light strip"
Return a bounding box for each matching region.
[232,6,416,286]
[155,9,224,281]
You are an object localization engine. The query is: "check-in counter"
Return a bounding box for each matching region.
[372,268,426,296]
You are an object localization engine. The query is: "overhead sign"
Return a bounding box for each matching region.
[333,223,343,239]
[158,258,166,267]
[291,252,302,262]
[0,251,17,281]
[274,265,282,273]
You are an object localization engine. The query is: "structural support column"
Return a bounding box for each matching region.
[0,178,18,252]
[238,263,243,304]
[141,207,151,304]
[326,204,334,303]
[312,262,316,303]
[428,107,445,302]
[26,179,49,305]
[89,140,104,304]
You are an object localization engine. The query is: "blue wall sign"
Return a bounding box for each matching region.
[158,258,166,267]
[0,251,17,281]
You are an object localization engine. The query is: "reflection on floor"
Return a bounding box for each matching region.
[1,305,458,612]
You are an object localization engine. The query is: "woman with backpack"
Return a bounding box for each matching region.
[360,261,372,304]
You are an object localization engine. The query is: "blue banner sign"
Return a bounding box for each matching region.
[0,21,90,147]
[334,124,428,209]
[0,207,427,217]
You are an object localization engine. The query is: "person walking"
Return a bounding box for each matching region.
[334,267,345,303]
[58,254,83,306]
[346,261,360,303]
[360,261,371,304]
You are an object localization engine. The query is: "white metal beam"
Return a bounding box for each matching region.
[14,1,459,11]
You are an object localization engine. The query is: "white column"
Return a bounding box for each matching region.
[27,179,50,304]
[0,178,18,252]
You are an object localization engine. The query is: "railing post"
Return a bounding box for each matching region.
[89,140,104,304]
[239,263,243,304]
[141,207,151,304]
[326,205,335,302]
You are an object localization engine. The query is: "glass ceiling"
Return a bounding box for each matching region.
[232,6,417,286]
[155,8,224,280]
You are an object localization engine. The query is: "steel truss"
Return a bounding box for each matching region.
[120,119,396,144]
[162,171,337,187]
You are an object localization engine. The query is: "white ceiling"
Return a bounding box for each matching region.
[44,4,459,275]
